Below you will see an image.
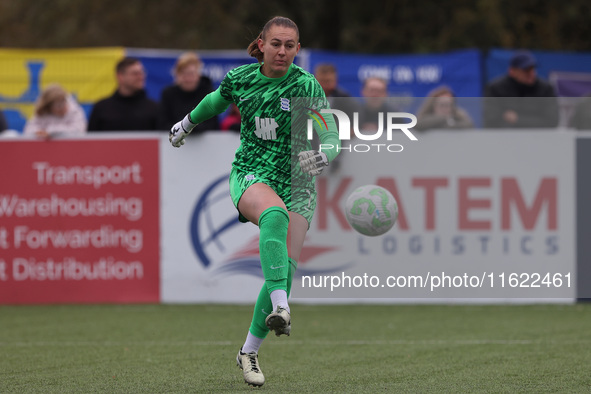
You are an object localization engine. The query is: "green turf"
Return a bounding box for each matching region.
[1,303,590,393]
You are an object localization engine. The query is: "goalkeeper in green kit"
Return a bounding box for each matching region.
[169,16,340,387]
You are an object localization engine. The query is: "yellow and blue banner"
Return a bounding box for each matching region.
[0,47,124,132]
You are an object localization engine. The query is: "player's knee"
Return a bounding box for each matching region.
[258,207,289,234]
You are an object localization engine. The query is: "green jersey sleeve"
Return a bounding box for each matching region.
[188,88,232,124]
[301,76,341,163]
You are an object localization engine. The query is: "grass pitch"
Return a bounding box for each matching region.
[1,303,590,393]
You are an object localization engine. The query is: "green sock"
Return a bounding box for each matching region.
[258,207,290,293]
[249,258,298,339]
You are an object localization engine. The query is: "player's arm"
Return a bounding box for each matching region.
[169,88,232,147]
[316,108,340,162]
[299,78,341,176]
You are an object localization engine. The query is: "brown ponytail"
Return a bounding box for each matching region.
[247,33,264,63]
[247,16,300,63]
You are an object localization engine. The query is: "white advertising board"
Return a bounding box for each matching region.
[160,131,576,303]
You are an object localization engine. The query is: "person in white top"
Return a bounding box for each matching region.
[23,83,87,139]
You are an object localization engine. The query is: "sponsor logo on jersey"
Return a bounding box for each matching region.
[254,117,279,140]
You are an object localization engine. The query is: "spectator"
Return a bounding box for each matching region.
[23,83,87,139]
[358,77,397,131]
[484,50,559,128]
[314,63,353,100]
[569,94,591,130]
[313,63,357,172]
[314,63,359,126]
[0,108,7,132]
[88,57,159,131]
[159,52,219,133]
[415,85,474,131]
[220,103,241,132]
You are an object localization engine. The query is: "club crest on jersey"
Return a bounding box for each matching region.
[280,98,290,111]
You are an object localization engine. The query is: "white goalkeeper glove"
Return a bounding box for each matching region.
[298,150,329,176]
[169,114,197,147]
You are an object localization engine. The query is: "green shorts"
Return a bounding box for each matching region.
[229,166,317,226]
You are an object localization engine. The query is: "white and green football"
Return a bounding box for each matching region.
[345,185,398,236]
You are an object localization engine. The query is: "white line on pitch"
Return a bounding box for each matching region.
[0,339,552,347]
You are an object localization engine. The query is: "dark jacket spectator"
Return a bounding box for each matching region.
[484,51,559,128]
[358,77,398,131]
[314,63,354,101]
[89,89,159,131]
[88,57,159,132]
[312,63,358,174]
[159,78,219,132]
[313,63,359,127]
[0,108,7,132]
[159,52,219,133]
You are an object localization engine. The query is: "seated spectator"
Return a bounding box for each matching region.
[314,63,353,101]
[159,52,219,133]
[88,57,159,131]
[569,94,591,130]
[23,83,87,139]
[415,86,474,131]
[484,50,559,128]
[313,62,359,131]
[220,103,241,132]
[0,108,7,132]
[358,77,398,131]
[313,63,358,173]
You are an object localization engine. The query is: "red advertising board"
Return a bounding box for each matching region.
[0,139,159,304]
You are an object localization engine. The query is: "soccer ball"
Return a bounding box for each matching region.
[345,185,398,236]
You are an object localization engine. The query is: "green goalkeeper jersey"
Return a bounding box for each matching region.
[189,62,340,185]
